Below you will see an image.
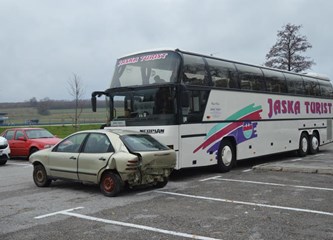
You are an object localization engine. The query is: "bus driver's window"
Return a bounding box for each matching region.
[155,87,173,114]
[186,90,209,123]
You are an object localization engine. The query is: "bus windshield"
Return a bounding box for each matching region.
[109,86,177,126]
[111,51,181,88]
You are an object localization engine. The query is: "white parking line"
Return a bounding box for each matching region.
[315,153,325,157]
[156,190,333,217]
[290,158,303,162]
[199,176,222,182]
[212,177,333,191]
[35,207,84,219]
[35,207,221,240]
[7,163,32,167]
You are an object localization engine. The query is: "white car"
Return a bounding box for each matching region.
[0,136,10,165]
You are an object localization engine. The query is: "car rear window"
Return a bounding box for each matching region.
[121,134,169,152]
[26,129,54,139]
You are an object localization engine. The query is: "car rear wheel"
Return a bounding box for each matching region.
[154,177,169,188]
[33,164,51,187]
[100,172,123,197]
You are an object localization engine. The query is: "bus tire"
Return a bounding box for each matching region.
[309,132,319,154]
[217,139,235,173]
[297,132,309,157]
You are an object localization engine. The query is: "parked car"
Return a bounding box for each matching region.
[0,136,10,165]
[1,128,61,158]
[29,129,176,197]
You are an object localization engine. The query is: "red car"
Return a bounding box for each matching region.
[1,128,61,158]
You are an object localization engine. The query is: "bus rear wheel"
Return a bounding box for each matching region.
[297,132,309,157]
[309,132,319,154]
[217,139,235,173]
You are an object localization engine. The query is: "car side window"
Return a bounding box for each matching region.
[55,133,88,153]
[4,130,15,140]
[83,133,114,153]
[15,131,25,140]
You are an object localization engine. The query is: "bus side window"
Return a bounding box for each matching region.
[182,54,209,86]
[261,69,287,93]
[303,76,321,96]
[284,73,305,95]
[319,80,333,97]
[235,64,265,91]
[206,58,239,89]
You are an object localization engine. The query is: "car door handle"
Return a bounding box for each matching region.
[70,156,77,160]
[99,157,106,161]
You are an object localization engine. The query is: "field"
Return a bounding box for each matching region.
[1,107,107,125]
[0,106,108,138]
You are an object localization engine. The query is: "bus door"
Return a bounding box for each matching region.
[179,89,211,169]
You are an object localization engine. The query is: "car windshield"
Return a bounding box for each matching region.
[25,129,54,139]
[121,134,169,152]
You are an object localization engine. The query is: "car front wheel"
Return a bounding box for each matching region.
[29,147,39,157]
[33,164,51,187]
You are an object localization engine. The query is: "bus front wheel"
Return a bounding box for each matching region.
[217,139,236,173]
[297,132,309,157]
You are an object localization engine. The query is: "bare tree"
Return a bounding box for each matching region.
[68,73,85,131]
[264,23,315,72]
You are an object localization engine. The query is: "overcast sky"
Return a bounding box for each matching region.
[1,0,332,103]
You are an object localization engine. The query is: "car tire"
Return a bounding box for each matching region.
[309,132,319,154]
[0,159,7,166]
[154,177,169,188]
[100,172,123,197]
[29,147,39,157]
[33,164,51,187]
[217,139,236,173]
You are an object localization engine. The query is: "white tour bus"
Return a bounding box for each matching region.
[92,49,333,172]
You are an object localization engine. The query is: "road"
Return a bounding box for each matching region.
[1,146,332,240]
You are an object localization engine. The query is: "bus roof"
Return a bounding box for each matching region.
[118,48,331,82]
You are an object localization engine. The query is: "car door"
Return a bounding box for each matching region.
[48,133,88,180]
[8,130,28,157]
[77,133,114,183]
[14,130,30,156]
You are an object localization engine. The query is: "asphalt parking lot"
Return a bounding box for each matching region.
[1,145,333,240]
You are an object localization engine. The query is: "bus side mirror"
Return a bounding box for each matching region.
[91,91,107,112]
[91,96,97,112]
[181,91,190,108]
